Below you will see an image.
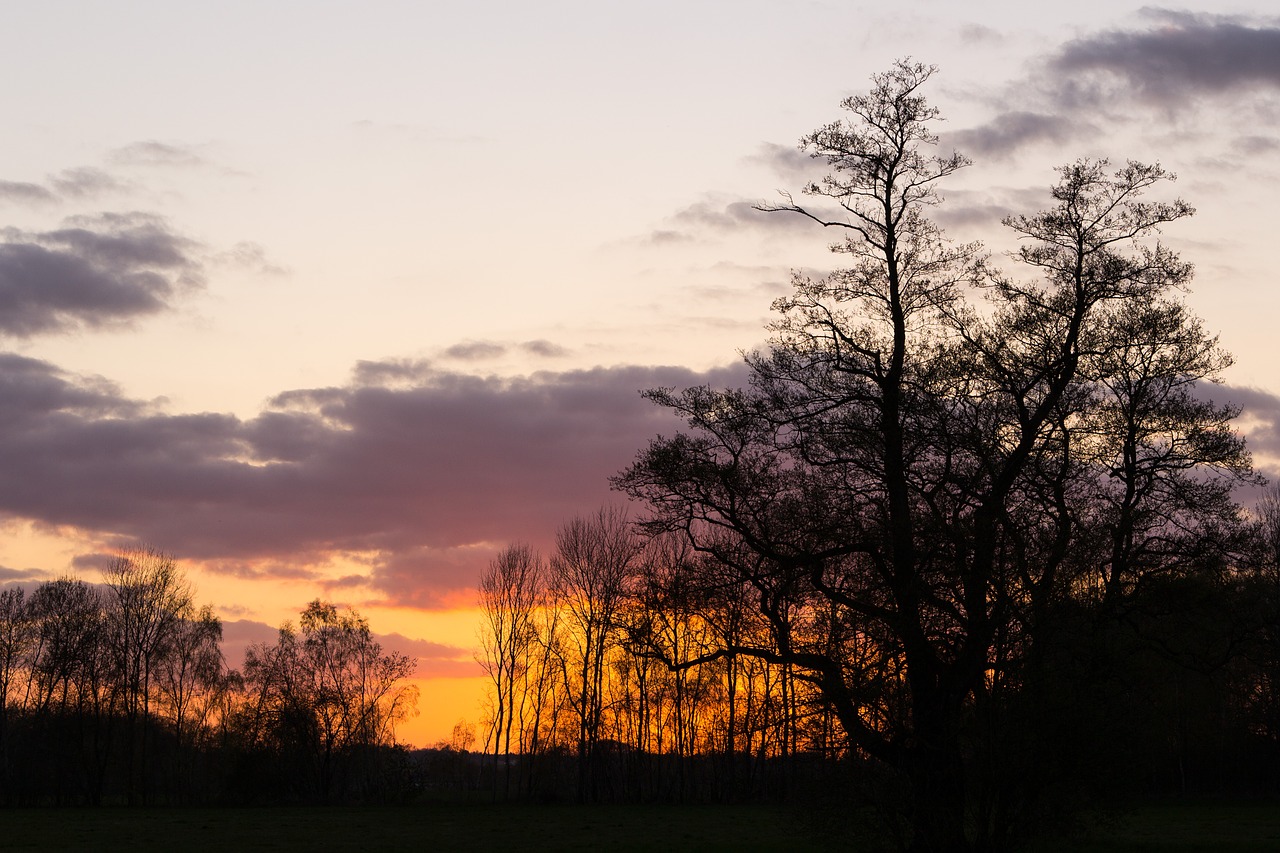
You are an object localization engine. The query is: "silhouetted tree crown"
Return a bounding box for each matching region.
[615,59,1257,853]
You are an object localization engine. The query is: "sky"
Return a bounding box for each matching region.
[2,1,1280,745]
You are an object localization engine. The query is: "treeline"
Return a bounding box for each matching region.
[0,549,417,806]
[478,510,835,804]
[477,500,1280,809]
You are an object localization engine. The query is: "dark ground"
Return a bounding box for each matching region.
[0,800,1277,851]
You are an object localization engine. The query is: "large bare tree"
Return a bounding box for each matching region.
[616,60,1254,852]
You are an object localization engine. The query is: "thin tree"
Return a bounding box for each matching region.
[103,547,192,803]
[477,542,544,798]
[550,505,639,802]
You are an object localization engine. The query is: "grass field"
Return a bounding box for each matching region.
[0,802,826,852]
[1,800,1278,851]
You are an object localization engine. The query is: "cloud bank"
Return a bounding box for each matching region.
[0,353,747,607]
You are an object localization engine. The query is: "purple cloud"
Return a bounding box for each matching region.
[442,341,506,361]
[0,181,56,205]
[944,14,1280,162]
[0,353,748,608]
[48,167,128,199]
[520,340,568,358]
[0,213,202,337]
[1198,382,1280,466]
[944,112,1090,160]
[1051,13,1280,107]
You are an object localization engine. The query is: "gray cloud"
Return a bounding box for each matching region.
[442,341,506,361]
[0,181,56,205]
[69,552,117,573]
[351,358,434,388]
[1232,135,1280,155]
[0,213,203,337]
[0,167,128,208]
[0,565,48,582]
[1050,13,1280,108]
[946,14,1280,162]
[48,167,128,198]
[0,353,748,608]
[645,229,694,245]
[931,186,1051,232]
[745,142,820,184]
[521,340,568,357]
[651,196,823,244]
[675,198,813,232]
[958,23,1003,46]
[945,112,1090,160]
[1199,382,1280,463]
[439,339,568,361]
[3,356,1272,609]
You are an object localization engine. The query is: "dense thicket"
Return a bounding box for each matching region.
[0,549,417,805]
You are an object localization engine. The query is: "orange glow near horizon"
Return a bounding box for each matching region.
[0,523,494,748]
[399,673,489,750]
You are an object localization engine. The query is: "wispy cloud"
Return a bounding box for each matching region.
[945,112,1092,160]
[645,194,823,244]
[442,341,506,361]
[0,181,56,205]
[108,140,208,169]
[745,142,820,184]
[48,167,129,198]
[211,241,289,276]
[0,168,128,207]
[520,339,569,358]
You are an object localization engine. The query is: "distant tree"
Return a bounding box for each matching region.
[243,600,417,802]
[622,533,721,799]
[549,505,640,801]
[155,603,224,796]
[0,587,30,799]
[23,577,110,803]
[0,588,29,704]
[103,547,194,803]
[616,60,1254,851]
[478,542,545,798]
[1258,485,1280,574]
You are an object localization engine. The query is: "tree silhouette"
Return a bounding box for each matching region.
[104,547,194,803]
[242,600,417,802]
[549,505,639,802]
[615,60,1255,852]
[478,542,545,799]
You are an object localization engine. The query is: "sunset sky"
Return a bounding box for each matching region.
[3,2,1280,745]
